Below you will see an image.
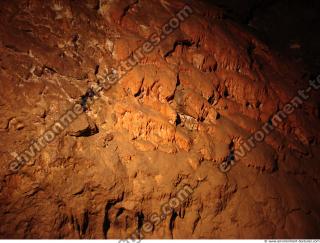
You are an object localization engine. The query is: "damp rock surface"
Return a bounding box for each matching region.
[0,0,320,239]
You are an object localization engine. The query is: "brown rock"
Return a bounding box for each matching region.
[0,0,319,240]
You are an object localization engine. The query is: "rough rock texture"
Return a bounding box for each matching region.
[0,0,320,239]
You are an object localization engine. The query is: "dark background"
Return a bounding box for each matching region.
[205,0,320,76]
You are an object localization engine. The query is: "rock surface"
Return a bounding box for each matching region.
[0,0,319,239]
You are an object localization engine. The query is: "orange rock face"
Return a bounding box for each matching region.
[0,0,320,239]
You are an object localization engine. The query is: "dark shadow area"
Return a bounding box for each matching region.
[205,0,320,75]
